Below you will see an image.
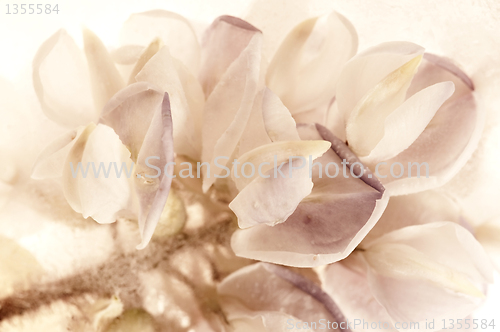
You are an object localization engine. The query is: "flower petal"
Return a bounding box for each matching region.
[83,28,125,113]
[31,127,82,179]
[321,258,395,332]
[365,222,494,286]
[363,81,455,164]
[267,12,357,114]
[373,55,481,195]
[231,139,331,191]
[198,15,261,96]
[261,88,300,142]
[362,190,461,244]
[127,38,162,84]
[362,229,492,331]
[120,10,200,74]
[135,46,204,160]
[336,41,424,122]
[237,90,273,156]
[231,124,387,267]
[135,94,174,249]
[79,124,132,224]
[32,29,95,127]
[62,123,96,213]
[110,45,145,65]
[100,82,164,161]
[201,32,263,192]
[229,159,313,229]
[345,55,422,156]
[218,263,344,331]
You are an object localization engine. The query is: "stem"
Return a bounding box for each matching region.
[0,217,236,323]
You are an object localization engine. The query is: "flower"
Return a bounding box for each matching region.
[1,0,499,330]
[321,221,494,331]
[218,262,349,331]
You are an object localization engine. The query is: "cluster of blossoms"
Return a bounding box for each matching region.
[0,2,499,332]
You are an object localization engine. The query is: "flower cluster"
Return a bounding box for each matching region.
[0,2,499,332]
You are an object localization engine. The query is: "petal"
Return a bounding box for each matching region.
[363,81,455,164]
[345,55,422,157]
[231,124,388,267]
[267,12,357,114]
[361,236,491,332]
[201,32,263,192]
[120,10,200,74]
[362,190,461,244]
[324,99,346,142]
[356,222,495,330]
[218,263,344,331]
[321,258,395,332]
[237,90,272,156]
[135,46,204,160]
[127,38,162,84]
[198,16,262,96]
[32,29,95,127]
[83,28,125,113]
[62,123,96,213]
[110,45,145,65]
[375,54,481,195]
[31,127,82,179]
[100,82,164,161]
[261,88,301,142]
[365,222,494,285]
[230,139,331,191]
[135,94,174,249]
[79,124,133,224]
[229,159,313,229]
[364,243,485,298]
[336,41,424,121]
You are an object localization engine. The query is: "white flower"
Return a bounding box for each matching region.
[218,262,348,332]
[321,222,494,332]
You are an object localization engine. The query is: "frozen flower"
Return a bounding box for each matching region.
[229,122,388,267]
[324,44,481,195]
[218,262,348,332]
[33,29,125,127]
[321,222,494,332]
[1,1,498,330]
[32,91,175,249]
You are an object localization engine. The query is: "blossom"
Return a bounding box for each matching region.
[0,0,499,330]
[320,192,495,331]
[218,262,348,331]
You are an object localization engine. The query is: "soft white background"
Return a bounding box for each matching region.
[0,0,499,326]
